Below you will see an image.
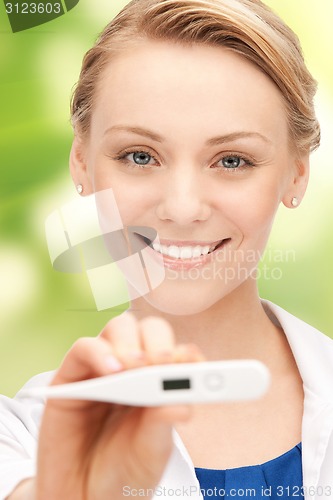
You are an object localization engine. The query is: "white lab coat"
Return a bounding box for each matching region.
[0,300,333,500]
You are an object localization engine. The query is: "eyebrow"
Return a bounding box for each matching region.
[104,125,272,146]
[207,131,273,146]
[104,125,163,143]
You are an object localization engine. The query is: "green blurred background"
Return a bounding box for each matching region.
[0,0,332,396]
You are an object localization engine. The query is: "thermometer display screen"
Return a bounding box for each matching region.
[163,378,191,391]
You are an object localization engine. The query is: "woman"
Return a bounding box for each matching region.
[1,0,333,499]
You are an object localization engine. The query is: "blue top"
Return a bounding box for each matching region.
[195,443,302,499]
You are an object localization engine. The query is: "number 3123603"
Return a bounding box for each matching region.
[5,3,62,14]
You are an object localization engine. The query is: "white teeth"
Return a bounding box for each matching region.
[180,246,193,259]
[167,245,180,259]
[192,245,202,258]
[201,245,210,255]
[151,242,222,259]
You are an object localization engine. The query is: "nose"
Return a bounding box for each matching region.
[155,167,211,225]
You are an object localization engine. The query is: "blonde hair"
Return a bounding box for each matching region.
[71,0,320,154]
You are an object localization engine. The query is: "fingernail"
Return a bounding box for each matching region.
[105,355,123,372]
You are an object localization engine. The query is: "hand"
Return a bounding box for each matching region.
[34,312,204,500]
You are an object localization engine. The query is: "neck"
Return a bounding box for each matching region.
[130,280,282,363]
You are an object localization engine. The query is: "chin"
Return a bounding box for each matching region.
[143,295,213,316]
[129,261,257,316]
[139,280,228,316]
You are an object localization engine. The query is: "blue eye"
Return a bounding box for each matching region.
[112,149,159,169]
[215,154,255,171]
[132,152,153,165]
[221,156,244,168]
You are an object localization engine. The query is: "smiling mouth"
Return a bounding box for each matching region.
[139,236,231,260]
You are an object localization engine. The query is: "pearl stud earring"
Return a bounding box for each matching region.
[76,184,83,195]
[291,197,298,207]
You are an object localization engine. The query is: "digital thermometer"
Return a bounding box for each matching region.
[21,360,270,406]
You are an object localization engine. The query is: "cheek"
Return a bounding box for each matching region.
[102,180,157,227]
[91,161,155,224]
[245,193,277,230]
[219,177,283,242]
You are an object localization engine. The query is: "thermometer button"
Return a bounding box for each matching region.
[204,372,224,391]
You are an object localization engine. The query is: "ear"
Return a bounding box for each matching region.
[282,154,310,208]
[69,136,94,195]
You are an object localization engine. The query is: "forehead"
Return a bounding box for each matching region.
[91,40,288,144]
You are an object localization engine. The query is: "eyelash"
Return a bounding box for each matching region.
[215,154,256,172]
[113,149,159,169]
[111,149,257,172]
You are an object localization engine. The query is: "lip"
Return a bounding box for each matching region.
[144,237,231,270]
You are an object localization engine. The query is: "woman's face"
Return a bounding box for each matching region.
[72,40,308,315]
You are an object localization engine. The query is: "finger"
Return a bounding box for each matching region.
[102,311,146,368]
[140,316,175,364]
[174,343,206,363]
[52,336,123,386]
